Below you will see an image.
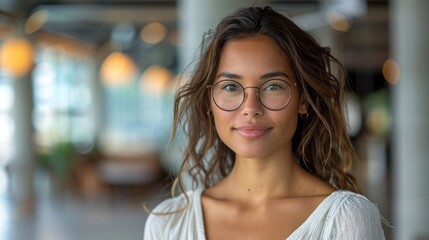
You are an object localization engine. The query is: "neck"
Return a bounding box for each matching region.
[223,150,303,206]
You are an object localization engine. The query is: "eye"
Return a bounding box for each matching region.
[263,82,284,91]
[221,82,241,92]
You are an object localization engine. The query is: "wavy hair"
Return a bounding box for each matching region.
[171,6,360,197]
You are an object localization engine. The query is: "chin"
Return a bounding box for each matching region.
[232,146,270,159]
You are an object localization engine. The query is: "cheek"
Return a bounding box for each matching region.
[284,114,299,136]
[272,107,300,138]
[211,99,225,124]
[212,110,228,130]
[212,109,234,140]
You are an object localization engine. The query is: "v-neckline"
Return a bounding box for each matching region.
[194,188,339,240]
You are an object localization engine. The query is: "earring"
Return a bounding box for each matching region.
[300,112,309,119]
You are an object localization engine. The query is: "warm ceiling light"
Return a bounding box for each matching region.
[25,10,49,34]
[100,51,138,86]
[140,22,167,44]
[140,65,171,94]
[327,10,352,32]
[0,37,35,78]
[382,59,400,85]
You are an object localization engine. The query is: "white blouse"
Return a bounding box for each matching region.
[144,188,385,240]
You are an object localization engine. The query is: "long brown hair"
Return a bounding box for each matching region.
[171,6,360,196]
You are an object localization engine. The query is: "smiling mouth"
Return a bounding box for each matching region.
[233,126,272,139]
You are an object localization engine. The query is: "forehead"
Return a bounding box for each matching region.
[216,35,294,78]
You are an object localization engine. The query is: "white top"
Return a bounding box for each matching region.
[144,188,385,240]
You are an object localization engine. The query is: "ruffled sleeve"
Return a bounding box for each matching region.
[328,192,385,240]
[143,197,187,240]
[143,208,162,240]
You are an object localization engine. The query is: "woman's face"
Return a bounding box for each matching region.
[211,35,308,159]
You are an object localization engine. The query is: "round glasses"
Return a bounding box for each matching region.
[209,79,294,111]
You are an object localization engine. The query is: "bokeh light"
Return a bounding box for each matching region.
[100,51,138,86]
[140,22,167,44]
[382,58,400,85]
[0,37,35,78]
[140,65,171,94]
[327,10,352,32]
[25,10,49,34]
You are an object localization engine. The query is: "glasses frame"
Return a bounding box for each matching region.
[207,79,295,112]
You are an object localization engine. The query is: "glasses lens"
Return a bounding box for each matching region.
[212,80,244,111]
[259,80,292,110]
[211,79,292,111]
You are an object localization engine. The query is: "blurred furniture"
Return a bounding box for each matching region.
[72,150,164,201]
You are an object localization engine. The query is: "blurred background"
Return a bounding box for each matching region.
[0,0,428,239]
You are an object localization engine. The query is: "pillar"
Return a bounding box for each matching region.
[9,74,35,214]
[392,0,429,239]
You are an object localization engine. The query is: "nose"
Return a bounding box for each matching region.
[242,87,264,116]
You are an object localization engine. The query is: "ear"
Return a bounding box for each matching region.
[298,94,309,114]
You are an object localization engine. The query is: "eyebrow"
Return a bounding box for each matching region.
[216,71,290,80]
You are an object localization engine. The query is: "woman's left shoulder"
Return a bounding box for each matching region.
[328,190,381,221]
[326,190,386,239]
[330,190,378,209]
[328,190,379,215]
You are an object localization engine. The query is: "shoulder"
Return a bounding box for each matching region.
[151,192,191,213]
[144,189,202,240]
[329,190,379,213]
[327,190,385,239]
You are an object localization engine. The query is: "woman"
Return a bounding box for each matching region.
[144,6,385,240]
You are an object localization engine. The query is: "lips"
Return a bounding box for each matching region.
[233,125,272,139]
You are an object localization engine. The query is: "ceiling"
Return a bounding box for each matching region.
[1,0,177,45]
[0,0,389,72]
